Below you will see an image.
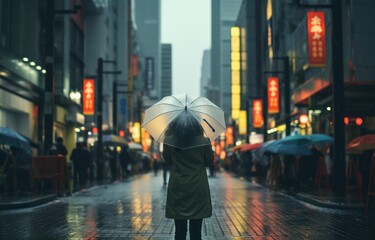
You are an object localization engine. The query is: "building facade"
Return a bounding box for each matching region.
[211,0,243,123]
[200,49,211,98]
[161,44,172,98]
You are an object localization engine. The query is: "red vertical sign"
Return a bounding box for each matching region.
[307,11,326,67]
[132,56,138,77]
[83,79,95,115]
[253,99,263,128]
[268,77,279,113]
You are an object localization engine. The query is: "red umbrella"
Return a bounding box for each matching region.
[346,134,375,153]
[240,143,262,152]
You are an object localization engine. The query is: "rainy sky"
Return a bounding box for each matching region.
[161,0,211,97]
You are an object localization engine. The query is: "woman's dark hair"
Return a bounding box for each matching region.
[165,110,203,145]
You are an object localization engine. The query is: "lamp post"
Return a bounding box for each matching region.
[96,58,121,181]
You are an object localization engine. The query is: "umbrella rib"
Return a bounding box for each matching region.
[168,95,185,107]
[188,103,224,111]
[142,109,183,126]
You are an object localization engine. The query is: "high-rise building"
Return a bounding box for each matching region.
[133,0,161,107]
[200,49,211,98]
[211,0,243,122]
[161,44,172,98]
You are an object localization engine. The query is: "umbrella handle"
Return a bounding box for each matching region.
[203,119,215,132]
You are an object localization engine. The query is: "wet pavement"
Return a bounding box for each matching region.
[1,171,375,240]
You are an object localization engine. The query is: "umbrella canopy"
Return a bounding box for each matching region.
[240,143,262,152]
[346,134,375,152]
[265,142,312,156]
[142,93,226,149]
[103,134,128,146]
[262,135,312,156]
[305,133,334,145]
[0,127,31,152]
[253,140,276,166]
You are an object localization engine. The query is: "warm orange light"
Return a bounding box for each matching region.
[220,140,225,149]
[355,118,363,126]
[215,145,221,156]
[344,117,349,125]
[119,130,125,137]
[92,127,98,134]
[299,114,309,124]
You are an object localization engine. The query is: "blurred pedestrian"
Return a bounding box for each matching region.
[119,145,131,179]
[71,142,91,188]
[105,146,117,182]
[162,110,214,240]
[153,152,160,176]
[50,137,68,156]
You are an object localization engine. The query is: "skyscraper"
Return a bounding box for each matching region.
[211,0,243,122]
[161,44,172,98]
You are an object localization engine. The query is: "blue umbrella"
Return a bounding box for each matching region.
[305,134,333,145]
[263,135,312,156]
[0,127,31,152]
[265,142,312,156]
[253,140,276,166]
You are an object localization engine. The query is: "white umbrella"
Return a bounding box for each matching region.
[142,93,226,149]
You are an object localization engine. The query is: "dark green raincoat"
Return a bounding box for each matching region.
[163,136,214,220]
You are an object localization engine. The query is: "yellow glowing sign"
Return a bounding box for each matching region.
[231,26,241,120]
[239,110,247,135]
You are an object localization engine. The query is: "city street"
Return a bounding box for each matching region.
[1,171,375,240]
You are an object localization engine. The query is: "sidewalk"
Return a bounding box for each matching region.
[0,173,368,212]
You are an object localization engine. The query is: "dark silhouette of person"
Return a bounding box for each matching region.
[105,146,117,182]
[162,110,214,240]
[71,142,91,187]
[50,137,68,156]
[119,145,131,179]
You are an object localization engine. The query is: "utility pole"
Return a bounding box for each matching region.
[97,58,104,181]
[331,0,345,197]
[283,57,291,137]
[44,0,55,154]
[294,0,345,196]
[127,0,133,127]
[113,81,117,135]
[44,1,80,153]
[97,58,121,181]
[263,56,291,138]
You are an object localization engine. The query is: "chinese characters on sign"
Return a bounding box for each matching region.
[83,79,95,115]
[253,99,263,128]
[307,11,326,67]
[268,77,279,113]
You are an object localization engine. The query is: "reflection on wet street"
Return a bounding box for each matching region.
[1,171,375,239]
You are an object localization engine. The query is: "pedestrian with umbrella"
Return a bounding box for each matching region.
[142,93,226,240]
